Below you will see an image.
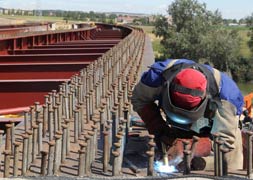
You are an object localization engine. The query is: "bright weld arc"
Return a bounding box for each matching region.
[154,161,178,173]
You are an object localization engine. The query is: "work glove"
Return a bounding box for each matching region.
[153,126,171,161]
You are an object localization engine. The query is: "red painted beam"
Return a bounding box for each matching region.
[32,44,115,49]
[54,39,120,44]
[94,38,122,40]
[0,63,87,80]
[0,80,64,110]
[9,47,110,55]
[0,106,30,116]
[0,53,102,63]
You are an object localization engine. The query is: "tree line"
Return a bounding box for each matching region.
[153,0,253,83]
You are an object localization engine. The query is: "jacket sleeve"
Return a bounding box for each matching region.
[131,60,169,112]
[131,60,170,134]
[219,72,244,115]
[131,81,163,112]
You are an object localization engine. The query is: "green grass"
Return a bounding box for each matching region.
[238,83,253,96]
[220,25,250,31]
[0,14,65,22]
[152,38,162,57]
[238,30,252,58]
[135,25,154,34]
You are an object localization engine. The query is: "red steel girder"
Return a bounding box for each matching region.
[0,80,64,110]
[0,63,87,80]
[0,53,102,63]
[32,44,115,49]
[54,39,120,44]
[9,47,110,55]
[94,37,122,40]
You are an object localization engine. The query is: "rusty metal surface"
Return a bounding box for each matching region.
[55,39,121,44]
[0,53,102,63]
[32,44,116,48]
[0,81,63,109]
[0,27,126,112]
[0,63,88,80]
[0,24,132,114]
[9,48,110,55]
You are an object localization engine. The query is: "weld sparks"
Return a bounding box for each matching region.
[154,161,178,173]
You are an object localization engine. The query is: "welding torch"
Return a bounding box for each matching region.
[161,141,169,166]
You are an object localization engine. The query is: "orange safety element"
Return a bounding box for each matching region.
[244,93,253,116]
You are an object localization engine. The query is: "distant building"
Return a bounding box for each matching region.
[27,11,33,16]
[228,23,239,26]
[148,15,172,25]
[49,11,55,16]
[117,15,136,24]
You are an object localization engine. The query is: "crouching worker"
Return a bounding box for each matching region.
[131,59,244,170]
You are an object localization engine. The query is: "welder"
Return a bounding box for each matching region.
[131,59,244,170]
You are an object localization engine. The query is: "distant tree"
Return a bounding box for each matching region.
[133,17,149,25]
[108,14,117,20]
[248,29,253,54]
[107,19,115,24]
[99,13,107,23]
[55,10,64,17]
[239,18,247,25]
[231,57,253,82]
[153,0,241,74]
[88,11,96,21]
[232,19,237,23]
[200,29,240,72]
[152,15,168,38]
[24,11,28,16]
[246,13,253,27]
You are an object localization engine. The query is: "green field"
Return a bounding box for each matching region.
[238,29,251,58]
[0,14,88,24]
[0,14,65,23]
[135,25,162,57]
[238,83,253,95]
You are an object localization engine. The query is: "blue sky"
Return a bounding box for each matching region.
[0,0,253,20]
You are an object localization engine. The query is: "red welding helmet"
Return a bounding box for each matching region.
[162,68,209,125]
[170,68,207,110]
